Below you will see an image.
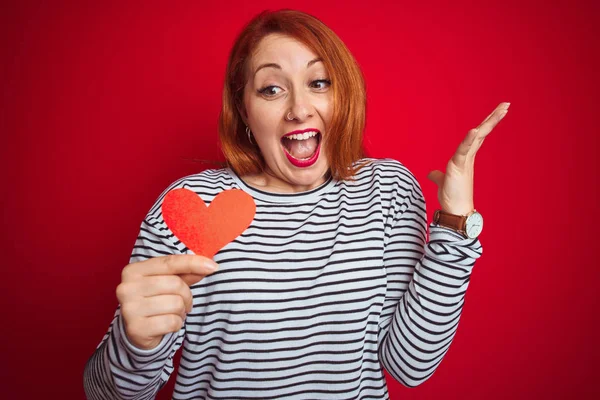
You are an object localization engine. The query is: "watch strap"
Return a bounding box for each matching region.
[433,210,468,235]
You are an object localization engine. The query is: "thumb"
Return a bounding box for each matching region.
[180,273,208,286]
[427,170,445,187]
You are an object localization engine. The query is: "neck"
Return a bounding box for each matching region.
[241,168,329,194]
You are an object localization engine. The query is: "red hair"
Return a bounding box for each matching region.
[218,10,367,180]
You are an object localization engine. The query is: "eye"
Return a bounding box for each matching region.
[310,79,331,90]
[258,85,283,97]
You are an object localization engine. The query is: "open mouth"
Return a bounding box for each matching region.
[281,130,322,168]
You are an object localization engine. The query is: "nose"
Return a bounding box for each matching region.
[286,88,315,122]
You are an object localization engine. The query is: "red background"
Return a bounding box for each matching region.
[1,0,599,398]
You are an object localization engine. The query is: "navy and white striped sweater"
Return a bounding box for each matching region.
[84,158,482,399]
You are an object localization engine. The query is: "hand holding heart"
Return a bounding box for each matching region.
[117,255,219,350]
[427,102,510,215]
[117,189,256,350]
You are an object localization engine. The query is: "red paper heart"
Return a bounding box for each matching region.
[161,188,256,258]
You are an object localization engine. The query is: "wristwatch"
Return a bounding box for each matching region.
[433,209,484,239]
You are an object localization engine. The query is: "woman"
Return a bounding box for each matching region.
[84,9,509,400]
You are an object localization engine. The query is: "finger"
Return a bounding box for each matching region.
[478,102,510,128]
[140,275,190,298]
[118,281,194,314]
[454,128,484,167]
[179,273,207,287]
[454,102,510,164]
[427,170,445,187]
[116,277,192,311]
[129,314,185,341]
[140,276,194,312]
[474,102,510,139]
[461,126,479,147]
[123,255,219,282]
[139,294,187,319]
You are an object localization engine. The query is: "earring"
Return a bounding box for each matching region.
[286,111,294,121]
[246,125,254,145]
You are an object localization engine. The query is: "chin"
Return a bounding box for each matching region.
[284,159,329,189]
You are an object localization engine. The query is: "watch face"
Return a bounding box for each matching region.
[465,212,484,238]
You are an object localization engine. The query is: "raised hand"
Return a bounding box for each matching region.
[116,255,219,350]
[427,102,510,215]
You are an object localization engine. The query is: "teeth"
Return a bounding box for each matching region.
[285,131,318,140]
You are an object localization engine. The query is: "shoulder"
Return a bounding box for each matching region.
[351,158,422,195]
[146,168,236,220]
[352,158,426,219]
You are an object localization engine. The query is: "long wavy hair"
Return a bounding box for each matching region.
[218,10,367,180]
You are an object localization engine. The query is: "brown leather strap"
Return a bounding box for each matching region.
[433,210,467,233]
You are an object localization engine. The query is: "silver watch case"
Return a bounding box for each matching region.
[465,211,484,239]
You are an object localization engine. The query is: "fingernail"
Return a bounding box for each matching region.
[499,110,508,119]
[505,102,511,109]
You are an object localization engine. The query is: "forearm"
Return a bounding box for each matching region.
[83,310,182,399]
[379,225,482,387]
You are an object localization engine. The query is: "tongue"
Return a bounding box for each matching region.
[285,136,318,159]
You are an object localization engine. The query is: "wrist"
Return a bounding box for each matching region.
[433,209,483,239]
[440,203,474,216]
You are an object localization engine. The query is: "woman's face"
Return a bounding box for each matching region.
[241,34,332,192]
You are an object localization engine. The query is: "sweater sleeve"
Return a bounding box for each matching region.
[377,171,483,388]
[83,218,187,399]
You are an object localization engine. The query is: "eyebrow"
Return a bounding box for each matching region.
[253,58,323,77]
